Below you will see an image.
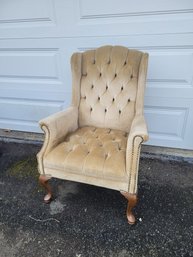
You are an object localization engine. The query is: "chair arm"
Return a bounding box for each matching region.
[126,115,149,194]
[37,106,78,174]
[128,115,148,142]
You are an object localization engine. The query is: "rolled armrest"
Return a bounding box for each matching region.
[37,106,78,174]
[128,115,148,142]
[126,115,149,194]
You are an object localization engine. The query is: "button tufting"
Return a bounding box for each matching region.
[106,85,108,90]
[115,73,117,78]
[124,61,127,65]
[105,108,107,113]
[131,74,133,79]
[91,84,94,89]
[128,98,130,102]
[108,60,111,64]
[99,72,102,77]
[121,86,123,91]
[90,107,93,112]
[98,96,100,101]
[112,98,115,102]
[93,60,96,64]
[119,110,121,114]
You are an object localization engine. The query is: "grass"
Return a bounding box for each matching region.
[8,156,39,180]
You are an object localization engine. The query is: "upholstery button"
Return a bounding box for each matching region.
[121,86,123,91]
[98,96,100,101]
[128,98,130,102]
[108,60,111,64]
[90,107,93,112]
[93,60,96,64]
[131,74,133,79]
[119,110,121,114]
[91,84,94,89]
[112,98,115,102]
[84,96,86,99]
[115,73,117,77]
[106,85,108,90]
[124,61,127,65]
[105,108,107,113]
[99,73,102,77]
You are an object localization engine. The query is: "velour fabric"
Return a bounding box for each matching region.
[78,46,142,132]
[37,45,149,194]
[44,126,128,181]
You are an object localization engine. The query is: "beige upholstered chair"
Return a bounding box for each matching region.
[37,45,149,224]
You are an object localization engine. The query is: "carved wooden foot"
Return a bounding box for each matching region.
[120,191,137,225]
[39,175,52,203]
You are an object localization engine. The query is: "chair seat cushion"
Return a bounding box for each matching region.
[44,126,128,181]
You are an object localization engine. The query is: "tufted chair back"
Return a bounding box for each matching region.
[71,45,147,132]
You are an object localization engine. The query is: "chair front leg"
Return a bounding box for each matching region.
[39,175,52,203]
[120,191,137,225]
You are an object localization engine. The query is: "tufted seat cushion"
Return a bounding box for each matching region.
[44,126,128,181]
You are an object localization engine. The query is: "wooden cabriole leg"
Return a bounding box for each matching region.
[120,191,137,225]
[39,175,52,203]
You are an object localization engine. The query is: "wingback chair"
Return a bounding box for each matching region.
[37,45,149,224]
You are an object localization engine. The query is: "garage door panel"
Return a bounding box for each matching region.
[80,0,193,18]
[0,0,56,29]
[145,97,193,149]
[0,40,71,102]
[146,49,193,98]
[0,48,60,79]
[148,51,193,86]
[0,99,63,133]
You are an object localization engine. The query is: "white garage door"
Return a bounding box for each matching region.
[0,0,193,150]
